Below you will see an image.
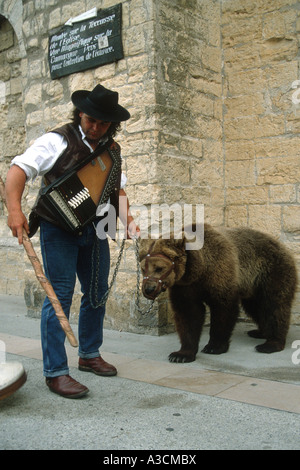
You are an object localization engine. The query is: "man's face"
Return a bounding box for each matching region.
[79,112,111,142]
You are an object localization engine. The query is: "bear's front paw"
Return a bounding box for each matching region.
[201,342,229,354]
[168,351,196,363]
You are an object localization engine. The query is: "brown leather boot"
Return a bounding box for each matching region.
[78,356,117,376]
[46,375,89,398]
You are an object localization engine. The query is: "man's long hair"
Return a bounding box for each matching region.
[72,108,121,139]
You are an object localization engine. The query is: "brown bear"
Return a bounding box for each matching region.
[139,224,298,363]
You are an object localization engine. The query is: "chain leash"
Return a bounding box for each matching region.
[89,236,155,315]
[89,236,126,308]
[133,238,155,315]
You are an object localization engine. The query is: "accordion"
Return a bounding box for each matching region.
[31,140,121,235]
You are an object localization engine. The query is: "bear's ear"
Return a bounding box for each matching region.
[171,236,186,251]
[138,239,154,261]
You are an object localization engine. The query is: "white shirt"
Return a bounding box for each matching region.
[11,126,127,215]
[11,125,127,185]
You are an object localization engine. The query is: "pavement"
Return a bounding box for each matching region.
[0,293,299,451]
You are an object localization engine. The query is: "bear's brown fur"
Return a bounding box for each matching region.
[139,224,298,362]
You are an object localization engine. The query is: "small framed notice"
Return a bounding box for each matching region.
[48,4,123,79]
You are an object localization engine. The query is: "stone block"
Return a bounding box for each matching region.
[224,93,265,119]
[282,206,300,234]
[260,37,298,64]
[0,30,14,53]
[24,84,42,106]
[226,187,268,205]
[225,160,256,187]
[225,205,248,227]
[269,185,297,204]
[48,8,62,30]
[256,156,300,185]
[224,115,285,141]
[248,205,282,236]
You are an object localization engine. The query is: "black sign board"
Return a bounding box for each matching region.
[48,4,123,79]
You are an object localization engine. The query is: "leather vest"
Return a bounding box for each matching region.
[28,123,122,236]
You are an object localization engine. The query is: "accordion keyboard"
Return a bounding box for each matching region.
[51,173,97,227]
[48,189,80,230]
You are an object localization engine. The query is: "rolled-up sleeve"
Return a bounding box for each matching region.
[120,172,127,189]
[11,133,67,181]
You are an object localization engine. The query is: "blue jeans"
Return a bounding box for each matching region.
[40,220,110,378]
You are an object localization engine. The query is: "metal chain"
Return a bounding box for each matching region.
[89,235,155,315]
[89,236,126,308]
[133,238,155,315]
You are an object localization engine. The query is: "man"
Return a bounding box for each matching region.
[5,85,139,398]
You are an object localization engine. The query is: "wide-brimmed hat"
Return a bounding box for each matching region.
[71,84,130,122]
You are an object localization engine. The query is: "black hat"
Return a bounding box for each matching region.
[71,84,130,122]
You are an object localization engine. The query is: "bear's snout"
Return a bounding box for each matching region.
[142,282,161,300]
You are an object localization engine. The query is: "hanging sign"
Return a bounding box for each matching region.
[48,4,123,79]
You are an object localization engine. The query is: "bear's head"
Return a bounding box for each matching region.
[139,236,188,300]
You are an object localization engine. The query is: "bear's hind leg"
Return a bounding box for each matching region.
[255,307,290,353]
[256,338,285,353]
[247,329,265,339]
[242,297,290,353]
[245,247,297,353]
[242,298,266,339]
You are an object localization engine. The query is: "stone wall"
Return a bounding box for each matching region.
[221,0,300,322]
[0,0,299,334]
[0,7,26,295]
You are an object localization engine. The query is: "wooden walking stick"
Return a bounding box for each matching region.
[0,175,78,347]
